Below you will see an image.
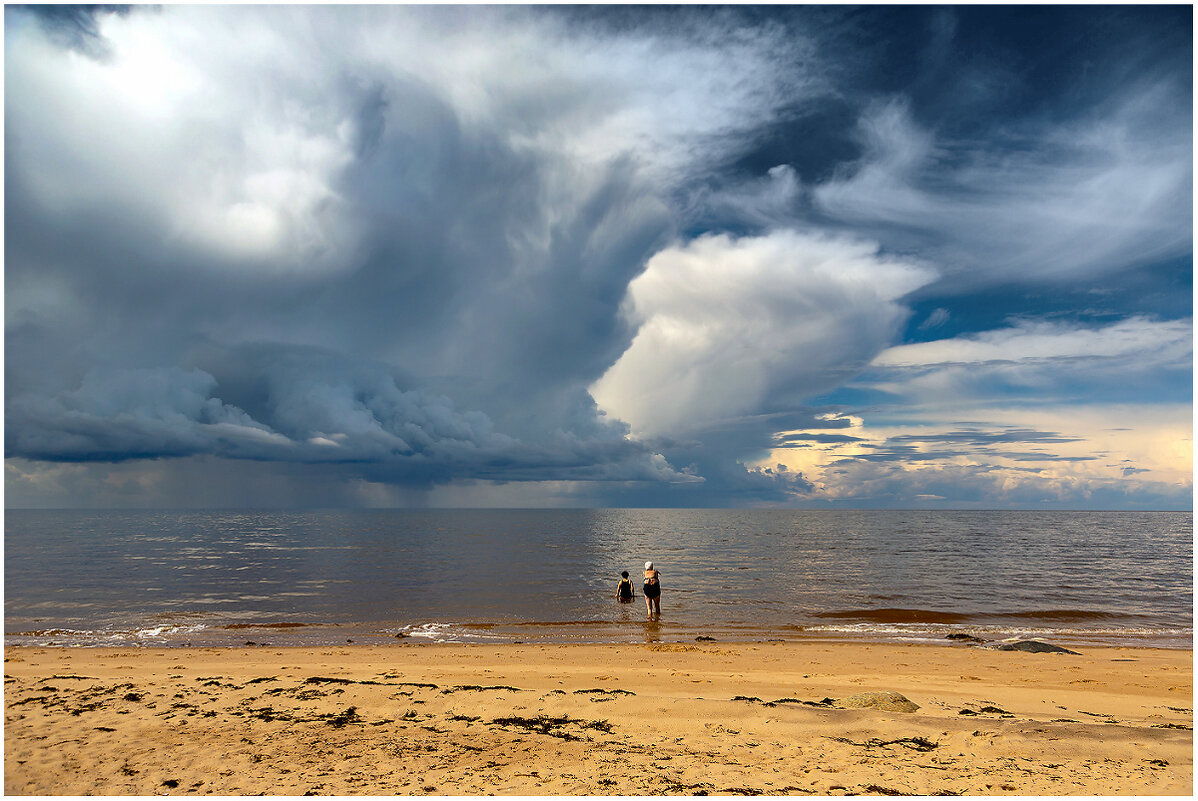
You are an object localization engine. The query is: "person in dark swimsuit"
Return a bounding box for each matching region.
[616,571,635,602]
[643,561,661,618]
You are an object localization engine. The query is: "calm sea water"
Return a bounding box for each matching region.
[4,509,1192,649]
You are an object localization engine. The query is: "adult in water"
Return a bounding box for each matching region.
[643,561,661,618]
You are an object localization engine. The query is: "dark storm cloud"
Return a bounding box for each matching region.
[16,4,132,57]
[7,343,697,486]
[5,3,824,504]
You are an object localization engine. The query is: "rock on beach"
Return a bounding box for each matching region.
[837,691,920,713]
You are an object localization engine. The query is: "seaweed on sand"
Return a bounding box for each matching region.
[489,714,613,740]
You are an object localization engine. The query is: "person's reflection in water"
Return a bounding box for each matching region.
[642,617,662,643]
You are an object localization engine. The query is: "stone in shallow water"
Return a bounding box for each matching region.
[995,640,1080,655]
[838,691,920,713]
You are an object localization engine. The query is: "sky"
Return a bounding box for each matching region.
[3,3,1193,509]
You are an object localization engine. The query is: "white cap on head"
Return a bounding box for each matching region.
[645,561,653,570]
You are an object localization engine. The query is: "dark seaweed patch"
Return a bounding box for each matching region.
[490,715,612,740]
[829,736,939,752]
[325,707,361,728]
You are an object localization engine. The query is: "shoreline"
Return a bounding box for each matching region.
[5,640,1192,795]
[9,620,1191,653]
[8,614,1192,651]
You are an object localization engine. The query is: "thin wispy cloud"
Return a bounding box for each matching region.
[814,91,1192,284]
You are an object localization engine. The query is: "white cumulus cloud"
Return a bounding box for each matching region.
[591,230,936,435]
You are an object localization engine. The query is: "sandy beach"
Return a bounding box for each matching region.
[4,640,1191,795]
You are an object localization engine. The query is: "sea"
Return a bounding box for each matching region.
[3,509,1192,650]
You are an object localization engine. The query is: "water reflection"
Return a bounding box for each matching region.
[615,599,637,625]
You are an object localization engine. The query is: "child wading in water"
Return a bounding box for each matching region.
[615,571,635,602]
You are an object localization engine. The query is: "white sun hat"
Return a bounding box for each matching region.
[645,561,653,570]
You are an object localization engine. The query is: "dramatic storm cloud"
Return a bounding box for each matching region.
[5,5,1192,509]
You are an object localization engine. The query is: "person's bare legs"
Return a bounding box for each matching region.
[651,597,660,616]
[646,595,653,618]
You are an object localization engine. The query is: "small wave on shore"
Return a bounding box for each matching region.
[814,608,973,624]
[397,622,511,643]
[801,621,1192,648]
[5,623,209,647]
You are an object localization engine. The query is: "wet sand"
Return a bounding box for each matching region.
[4,641,1192,795]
